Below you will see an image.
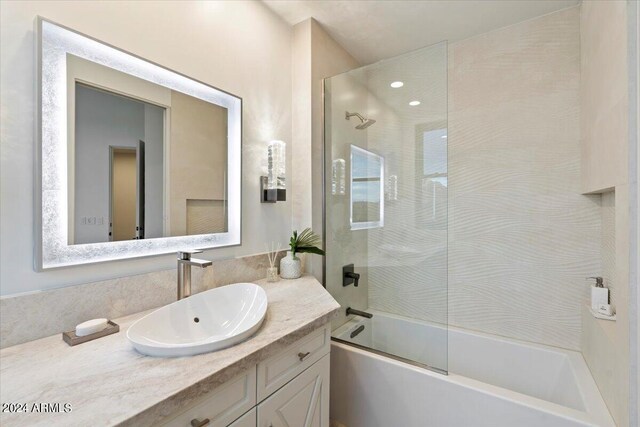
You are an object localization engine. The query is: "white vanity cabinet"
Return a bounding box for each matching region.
[161,369,256,427]
[160,325,331,427]
[257,354,330,427]
[228,408,257,427]
[257,325,331,401]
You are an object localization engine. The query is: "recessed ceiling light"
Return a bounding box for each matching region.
[390,81,404,88]
[441,135,447,139]
[409,100,421,106]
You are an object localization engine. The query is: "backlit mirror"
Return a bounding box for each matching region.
[36,18,241,269]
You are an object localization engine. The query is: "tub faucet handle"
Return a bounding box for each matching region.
[343,264,360,287]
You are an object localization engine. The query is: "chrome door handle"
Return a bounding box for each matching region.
[298,351,311,361]
[190,418,210,427]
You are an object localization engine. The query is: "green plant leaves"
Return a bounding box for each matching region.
[295,246,326,255]
[289,228,325,257]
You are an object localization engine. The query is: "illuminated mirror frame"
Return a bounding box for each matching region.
[35,18,242,270]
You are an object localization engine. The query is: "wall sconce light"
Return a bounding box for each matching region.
[261,140,286,203]
[332,158,346,195]
[386,174,398,201]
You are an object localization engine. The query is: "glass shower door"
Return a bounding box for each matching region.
[324,42,448,373]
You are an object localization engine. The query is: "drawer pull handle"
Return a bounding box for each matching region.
[190,418,210,427]
[298,351,311,361]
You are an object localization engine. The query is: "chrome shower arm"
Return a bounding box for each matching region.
[345,111,366,122]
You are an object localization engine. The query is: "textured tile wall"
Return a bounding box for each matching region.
[447,6,601,351]
[601,191,617,308]
[579,2,631,423]
[362,7,601,352]
[366,44,449,327]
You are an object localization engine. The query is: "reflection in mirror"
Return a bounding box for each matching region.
[350,145,384,230]
[70,59,228,244]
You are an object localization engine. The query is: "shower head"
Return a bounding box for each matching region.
[356,118,376,130]
[346,111,376,130]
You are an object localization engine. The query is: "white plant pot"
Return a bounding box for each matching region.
[280,251,302,279]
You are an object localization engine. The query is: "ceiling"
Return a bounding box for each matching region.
[263,0,579,65]
[339,41,447,124]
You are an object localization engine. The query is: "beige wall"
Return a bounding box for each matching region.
[580,2,631,425]
[292,18,360,281]
[298,20,365,327]
[169,90,228,236]
[291,20,313,237]
[0,0,292,296]
[633,1,640,422]
[581,1,629,194]
[310,20,361,281]
[581,189,630,427]
[448,6,601,351]
[323,71,371,328]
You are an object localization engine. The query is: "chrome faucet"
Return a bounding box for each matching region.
[177,250,212,300]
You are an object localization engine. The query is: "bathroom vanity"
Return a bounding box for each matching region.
[0,18,343,426]
[162,325,330,427]
[0,276,339,427]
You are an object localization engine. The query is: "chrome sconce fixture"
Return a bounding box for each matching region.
[261,140,286,203]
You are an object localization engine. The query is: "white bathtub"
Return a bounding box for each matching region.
[331,310,614,427]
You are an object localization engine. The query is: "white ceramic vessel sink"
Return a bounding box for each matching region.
[127,283,267,357]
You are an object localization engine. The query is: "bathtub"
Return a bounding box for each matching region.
[331,310,614,427]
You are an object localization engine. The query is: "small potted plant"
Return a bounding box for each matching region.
[280,228,325,279]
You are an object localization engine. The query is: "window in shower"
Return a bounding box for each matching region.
[350,145,384,230]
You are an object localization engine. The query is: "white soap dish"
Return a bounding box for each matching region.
[63,320,119,346]
[588,306,616,321]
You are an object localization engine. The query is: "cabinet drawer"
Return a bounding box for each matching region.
[257,354,330,427]
[257,325,330,402]
[162,368,256,427]
[228,408,256,427]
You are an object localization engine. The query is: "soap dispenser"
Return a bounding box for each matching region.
[588,277,609,310]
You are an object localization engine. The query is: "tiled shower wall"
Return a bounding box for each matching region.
[367,44,448,327]
[601,191,617,309]
[447,6,601,351]
[364,6,601,351]
[579,1,631,424]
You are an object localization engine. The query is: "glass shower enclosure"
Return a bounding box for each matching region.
[324,42,448,373]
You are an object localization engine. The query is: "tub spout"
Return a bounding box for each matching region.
[346,307,372,318]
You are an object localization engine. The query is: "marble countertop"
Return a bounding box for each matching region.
[0,276,340,427]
